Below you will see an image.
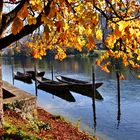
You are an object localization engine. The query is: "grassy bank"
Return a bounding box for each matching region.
[0,108,98,140]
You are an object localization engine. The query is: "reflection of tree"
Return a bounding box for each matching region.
[72,61,79,72]
[116,70,121,129]
[117,100,121,129]
[92,99,97,133]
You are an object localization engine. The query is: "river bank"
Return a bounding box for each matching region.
[0,107,98,140]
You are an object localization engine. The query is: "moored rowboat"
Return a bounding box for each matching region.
[56,75,103,100]
[56,75,103,89]
[26,70,45,80]
[13,72,32,84]
[37,77,69,92]
[37,77,75,102]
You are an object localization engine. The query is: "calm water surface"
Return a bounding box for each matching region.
[2,57,140,140]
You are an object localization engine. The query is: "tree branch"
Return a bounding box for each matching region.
[0,0,52,49]
[105,0,123,20]
[65,0,76,14]
[0,0,3,31]
[3,1,21,4]
[0,0,26,35]
[93,5,109,21]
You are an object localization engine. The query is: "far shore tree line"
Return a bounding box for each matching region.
[2,43,100,57]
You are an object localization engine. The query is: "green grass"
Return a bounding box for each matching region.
[2,122,42,140]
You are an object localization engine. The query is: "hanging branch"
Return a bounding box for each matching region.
[93,5,109,21]
[0,0,52,48]
[93,0,140,23]
[105,0,123,19]
[0,0,27,35]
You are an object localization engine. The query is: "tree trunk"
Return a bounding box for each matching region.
[116,71,121,127]
[0,52,3,128]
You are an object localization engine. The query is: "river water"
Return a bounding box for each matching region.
[2,57,140,140]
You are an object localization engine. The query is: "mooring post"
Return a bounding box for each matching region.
[51,64,54,81]
[11,58,14,85]
[92,65,96,130]
[116,70,121,128]
[116,71,120,106]
[34,64,38,96]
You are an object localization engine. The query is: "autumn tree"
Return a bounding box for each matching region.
[0,0,140,127]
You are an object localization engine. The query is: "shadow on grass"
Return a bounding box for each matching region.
[0,133,41,140]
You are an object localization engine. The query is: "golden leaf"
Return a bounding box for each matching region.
[8,44,13,49]
[137,55,140,61]
[85,26,92,36]
[114,28,121,37]
[118,21,127,31]
[101,65,110,73]
[18,3,28,19]
[41,14,48,25]
[48,7,57,18]
[96,28,102,40]
[55,51,66,61]
[55,21,64,32]
[44,25,50,40]
[11,17,23,35]
[27,16,37,25]
[87,35,95,50]
[119,73,125,80]
[95,59,101,66]
[105,35,116,49]
[63,22,69,31]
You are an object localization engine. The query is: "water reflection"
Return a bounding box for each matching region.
[92,97,97,133]
[117,100,121,129]
[2,57,140,140]
[116,71,121,129]
[37,87,76,102]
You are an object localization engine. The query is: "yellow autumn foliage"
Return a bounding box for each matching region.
[27,16,37,25]
[9,0,138,75]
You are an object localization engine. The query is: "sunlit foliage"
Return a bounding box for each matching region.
[1,0,140,74]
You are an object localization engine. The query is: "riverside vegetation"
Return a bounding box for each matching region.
[0,105,98,140]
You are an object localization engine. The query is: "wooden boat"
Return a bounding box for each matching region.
[56,75,103,100]
[56,75,103,89]
[56,76,89,84]
[13,72,32,84]
[26,70,45,80]
[37,77,69,91]
[37,77,75,102]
